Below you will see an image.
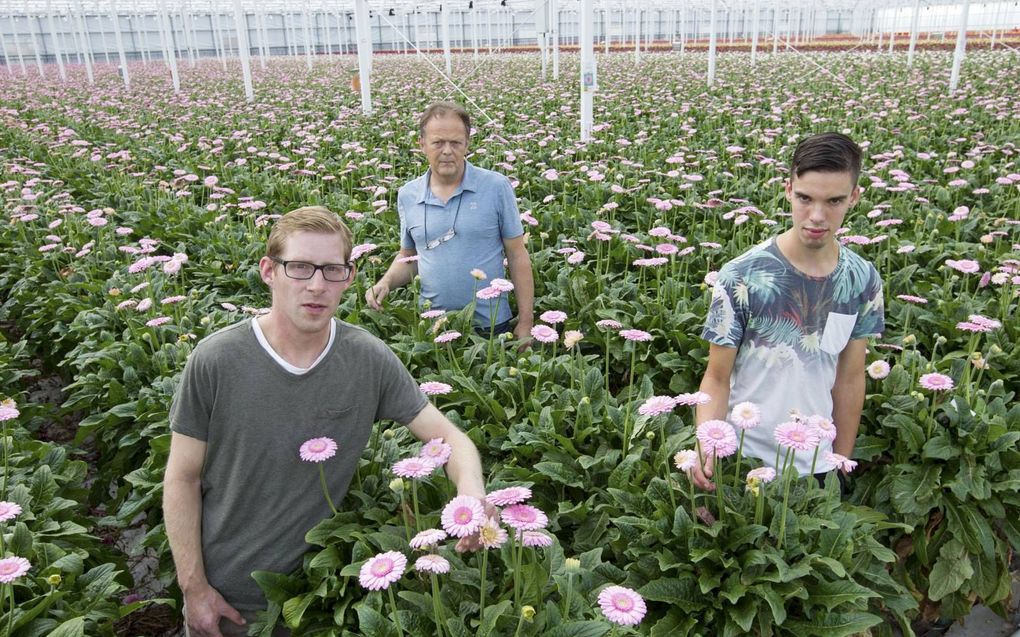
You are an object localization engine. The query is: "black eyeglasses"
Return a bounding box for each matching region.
[270,257,353,282]
[424,173,463,250]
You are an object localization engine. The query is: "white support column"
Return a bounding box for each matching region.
[772,6,780,53]
[680,7,686,55]
[751,0,760,64]
[135,11,148,66]
[604,4,610,54]
[551,0,559,79]
[337,12,346,56]
[213,13,226,70]
[441,4,451,76]
[73,1,93,82]
[45,1,66,81]
[353,0,372,114]
[110,0,129,88]
[182,2,196,66]
[472,4,479,59]
[257,10,268,68]
[949,0,971,93]
[303,2,313,70]
[633,9,640,62]
[232,0,253,102]
[413,10,421,56]
[11,17,26,76]
[580,0,595,142]
[28,14,45,77]
[708,0,718,85]
[0,21,10,76]
[158,0,180,93]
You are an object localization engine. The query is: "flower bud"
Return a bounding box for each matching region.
[389,478,405,494]
[47,574,62,586]
[508,367,518,377]
[565,558,581,573]
[645,431,655,440]
[108,288,121,297]
[521,605,536,621]
[990,344,1002,354]
[383,429,396,440]
[580,396,590,405]
[902,334,916,346]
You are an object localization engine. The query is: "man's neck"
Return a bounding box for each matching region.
[428,167,465,202]
[256,314,330,368]
[776,231,840,278]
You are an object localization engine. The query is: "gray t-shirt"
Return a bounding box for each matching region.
[702,238,884,475]
[169,319,428,610]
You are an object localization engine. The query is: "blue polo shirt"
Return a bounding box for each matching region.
[397,161,523,327]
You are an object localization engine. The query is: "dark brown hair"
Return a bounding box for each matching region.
[791,132,862,184]
[418,102,471,139]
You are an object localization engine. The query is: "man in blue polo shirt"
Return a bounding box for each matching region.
[366,102,535,339]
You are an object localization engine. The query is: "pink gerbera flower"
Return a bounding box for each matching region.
[808,415,837,442]
[867,360,891,379]
[746,467,777,483]
[637,396,677,417]
[0,557,30,584]
[824,452,858,473]
[477,517,509,549]
[359,551,407,590]
[500,504,549,531]
[596,319,622,330]
[945,259,980,274]
[673,449,698,471]
[145,316,171,327]
[299,437,337,462]
[531,325,558,343]
[392,457,437,479]
[896,294,929,304]
[619,329,653,342]
[441,496,485,538]
[919,373,954,391]
[414,554,450,574]
[409,528,448,549]
[434,331,462,344]
[0,501,23,522]
[540,310,568,324]
[969,314,1002,330]
[597,586,647,626]
[476,286,501,300]
[729,402,761,429]
[485,486,532,506]
[675,391,712,406]
[419,438,452,466]
[516,530,553,547]
[421,309,446,319]
[489,278,514,292]
[773,421,820,452]
[419,381,453,395]
[0,399,19,421]
[696,420,738,458]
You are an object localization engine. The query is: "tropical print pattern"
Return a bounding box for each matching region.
[703,237,884,474]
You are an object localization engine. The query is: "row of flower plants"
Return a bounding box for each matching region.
[0,48,1018,636]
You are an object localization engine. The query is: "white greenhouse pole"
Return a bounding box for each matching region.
[441,5,451,76]
[633,9,640,62]
[538,0,548,78]
[949,0,971,93]
[353,0,372,114]
[472,4,479,59]
[213,13,227,70]
[580,0,595,142]
[232,0,254,102]
[303,3,313,70]
[0,24,10,76]
[257,10,268,68]
[551,0,559,79]
[136,10,149,66]
[11,17,27,76]
[751,0,760,65]
[74,1,94,83]
[46,1,66,81]
[680,7,686,55]
[413,10,421,56]
[708,0,718,85]
[110,1,130,88]
[182,3,196,66]
[772,6,780,53]
[401,13,408,55]
[158,1,180,93]
[486,9,493,53]
[28,16,45,77]
[604,4,610,54]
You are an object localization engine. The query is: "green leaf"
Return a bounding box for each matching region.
[545,620,611,637]
[355,604,398,637]
[45,617,85,637]
[929,539,974,601]
[922,435,959,460]
[784,612,883,637]
[805,579,879,611]
[890,466,941,516]
[477,599,512,637]
[751,584,787,625]
[282,593,317,629]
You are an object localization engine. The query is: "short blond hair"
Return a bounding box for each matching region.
[266,206,353,261]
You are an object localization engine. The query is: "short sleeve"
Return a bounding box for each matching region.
[397,189,415,251]
[169,346,213,441]
[373,342,429,425]
[702,263,746,348]
[851,264,885,339]
[496,176,524,240]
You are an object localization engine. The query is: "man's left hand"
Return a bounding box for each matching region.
[513,321,534,352]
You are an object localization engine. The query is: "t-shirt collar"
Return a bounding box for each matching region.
[418,160,477,204]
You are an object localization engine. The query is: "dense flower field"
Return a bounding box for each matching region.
[0,48,1018,636]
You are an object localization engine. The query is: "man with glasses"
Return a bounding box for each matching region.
[366,102,535,339]
[164,207,489,636]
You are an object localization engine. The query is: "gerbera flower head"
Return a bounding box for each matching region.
[0,399,19,422]
[516,530,553,548]
[419,438,453,466]
[359,551,407,590]
[597,585,647,626]
[0,501,23,522]
[531,325,558,343]
[489,278,514,292]
[637,396,677,417]
[0,557,30,584]
[729,401,761,429]
[673,449,698,472]
[409,528,448,549]
[595,319,622,330]
[563,330,584,348]
[696,420,738,458]
[919,373,954,392]
[477,517,509,549]
[619,329,653,342]
[540,310,568,324]
[441,496,485,537]
[824,452,858,473]
[476,286,501,300]
[867,360,891,379]
[773,421,820,452]
[434,331,462,344]
[391,457,437,479]
[675,391,712,406]
[485,486,532,506]
[421,309,446,319]
[419,381,453,395]
[968,314,1002,331]
[299,437,337,463]
[500,504,549,531]
[414,554,450,574]
[746,467,777,483]
[808,415,838,442]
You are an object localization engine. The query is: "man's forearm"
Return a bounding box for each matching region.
[832,375,865,457]
[163,478,209,594]
[445,429,486,499]
[507,253,534,326]
[696,374,731,425]
[379,257,417,290]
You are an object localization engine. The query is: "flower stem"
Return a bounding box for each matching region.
[621,347,637,457]
[562,572,574,620]
[388,586,405,637]
[479,550,489,620]
[733,430,746,484]
[431,574,447,637]
[777,449,795,548]
[318,464,337,515]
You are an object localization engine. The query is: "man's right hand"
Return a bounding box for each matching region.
[689,448,716,491]
[365,281,390,310]
[184,584,245,637]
